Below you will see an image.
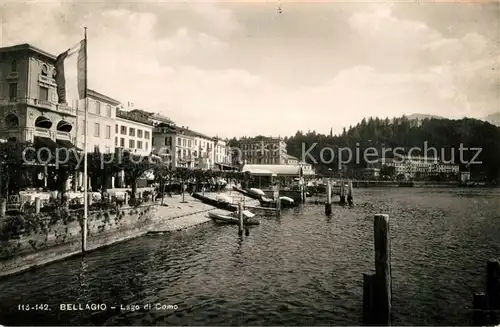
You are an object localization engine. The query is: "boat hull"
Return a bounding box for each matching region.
[208,212,261,225]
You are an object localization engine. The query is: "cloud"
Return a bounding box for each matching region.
[1,1,497,139]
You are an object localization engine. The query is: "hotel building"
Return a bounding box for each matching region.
[0,43,77,148]
[239,136,288,165]
[115,109,153,157]
[376,155,459,178]
[75,89,121,153]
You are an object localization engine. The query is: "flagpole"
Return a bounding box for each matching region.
[82,26,88,253]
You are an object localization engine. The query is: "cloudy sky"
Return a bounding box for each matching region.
[1,0,499,138]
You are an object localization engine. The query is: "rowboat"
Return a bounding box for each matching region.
[208,211,261,225]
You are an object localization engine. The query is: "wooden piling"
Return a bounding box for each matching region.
[35,197,41,214]
[276,196,281,217]
[0,198,6,218]
[87,193,93,207]
[238,202,243,236]
[325,179,332,215]
[363,273,375,324]
[473,292,488,326]
[373,214,391,325]
[347,180,353,205]
[339,180,346,204]
[487,259,500,310]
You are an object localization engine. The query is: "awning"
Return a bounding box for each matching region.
[215,163,237,170]
[34,136,58,149]
[56,139,82,151]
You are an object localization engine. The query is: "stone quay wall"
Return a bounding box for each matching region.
[0,193,225,278]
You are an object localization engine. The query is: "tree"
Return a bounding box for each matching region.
[0,141,36,197]
[120,152,157,200]
[153,163,171,205]
[174,167,192,203]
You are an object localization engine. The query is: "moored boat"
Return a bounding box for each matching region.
[208,211,261,225]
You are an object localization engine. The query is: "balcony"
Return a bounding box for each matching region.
[34,127,52,138]
[6,72,19,80]
[56,131,71,140]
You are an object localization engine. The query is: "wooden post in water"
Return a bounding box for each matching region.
[347,180,353,205]
[0,198,6,218]
[35,197,41,214]
[363,273,375,324]
[238,202,243,236]
[325,179,332,215]
[276,196,281,217]
[373,214,391,325]
[473,292,488,326]
[339,180,346,205]
[486,259,500,310]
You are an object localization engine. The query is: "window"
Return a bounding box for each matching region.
[115,137,118,146]
[11,60,17,73]
[152,138,156,146]
[144,131,150,139]
[105,125,111,139]
[129,139,135,148]
[9,83,17,101]
[115,124,118,133]
[94,101,100,115]
[182,139,186,147]
[81,120,86,135]
[177,138,181,146]
[105,146,110,153]
[120,138,125,147]
[39,86,49,101]
[129,128,135,137]
[94,123,100,137]
[106,105,112,117]
[145,143,148,151]
[94,145,100,152]
[137,141,143,149]
[120,126,127,135]
[137,130,143,138]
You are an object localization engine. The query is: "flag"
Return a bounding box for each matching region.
[55,39,86,104]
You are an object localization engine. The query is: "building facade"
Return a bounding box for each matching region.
[214,138,233,169]
[240,136,288,165]
[115,110,153,157]
[152,124,217,169]
[76,89,120,153]
[377,156,459,179]
[0,44,77,147]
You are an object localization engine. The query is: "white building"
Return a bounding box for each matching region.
[214,138,233,169]
[115,110,153,156]
[378,156,459,178]
[75,89,120,154]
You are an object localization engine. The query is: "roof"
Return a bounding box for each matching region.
[0,43,56,61]
[116,109,154,126]
[243,164,308,175]
[154,123,214,140]
[129,109,175,124]
[87,89,121,106]
[241,167,275,176]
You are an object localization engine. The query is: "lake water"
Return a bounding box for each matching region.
[1,188,499,326]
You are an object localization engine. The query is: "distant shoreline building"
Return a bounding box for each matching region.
[375,155,459,179]
[239,136,288,165]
